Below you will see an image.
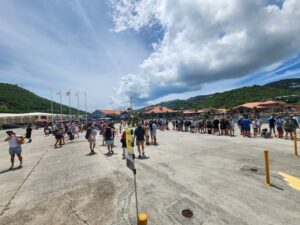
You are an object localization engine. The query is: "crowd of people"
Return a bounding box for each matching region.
[3,114,299,169]
[171,114,299,140]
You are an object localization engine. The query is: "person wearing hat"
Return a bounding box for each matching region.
[134,122,146,159]
[4,131,25,169]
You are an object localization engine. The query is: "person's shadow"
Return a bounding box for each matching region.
[0,166,22,174]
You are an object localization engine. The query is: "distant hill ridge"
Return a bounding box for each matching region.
[144,78,300,110]
[0,83,86,114]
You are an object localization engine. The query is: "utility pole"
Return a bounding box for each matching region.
[85,92,87,124]
[51,89,54,124]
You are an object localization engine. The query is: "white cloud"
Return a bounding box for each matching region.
[109,0,300,107]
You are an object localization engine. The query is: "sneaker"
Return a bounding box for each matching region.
[10,165,14,169]
[138,155,142,159]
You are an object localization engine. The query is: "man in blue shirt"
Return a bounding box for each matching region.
[242,115,251,137]
[134,122,146,159]
[276,116,284,138]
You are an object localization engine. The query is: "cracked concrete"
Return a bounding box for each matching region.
[1,127,300,225]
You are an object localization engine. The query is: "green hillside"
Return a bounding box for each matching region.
[264,78,300,90]
[0,83,87,114]
[146,79,300,110]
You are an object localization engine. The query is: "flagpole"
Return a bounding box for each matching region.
[85,92,87,124]
[69,90,71,122]
[51,89,54,124]
[60,90,62,121]
[77,92,79,120]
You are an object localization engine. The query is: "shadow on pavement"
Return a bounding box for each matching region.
[0,166,22,174]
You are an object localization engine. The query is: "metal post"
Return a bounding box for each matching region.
[133,169,139,223]
[85,92,87,124]
[69,90,71,122]
[51,89,54,124]
[264,150,270,186]
[77,93,79,120]
[294,129,298,157]
[60,90,62,121]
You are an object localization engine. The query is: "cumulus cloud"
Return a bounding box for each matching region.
[109,0,300,107]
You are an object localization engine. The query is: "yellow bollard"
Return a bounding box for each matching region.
[264,150,270,186]
[294,129,298,157]
[138,213,148,225]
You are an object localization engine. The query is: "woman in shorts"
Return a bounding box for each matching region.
[5,131,24,169]
[121,130,127,159]
[284,118,294,140]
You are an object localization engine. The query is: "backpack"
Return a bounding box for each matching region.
[85,128,91,139]
[105,127,113,140]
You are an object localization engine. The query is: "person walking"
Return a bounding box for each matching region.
[87,125,97,155]
[105,123,114,155]
[252,118,259,137]
[5,131,24,169]
[242,115,251,137]
[269,116,276,136]
[276,116,284,138]
[284,117,294,140]
[120,129,127,159]
[151,121,158,145]
[25,124,32,143]
[134,122,146,159]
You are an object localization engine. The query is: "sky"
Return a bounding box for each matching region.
[1,0,300,112]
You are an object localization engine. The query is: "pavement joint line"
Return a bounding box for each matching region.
[0,146,50,217]
[66,197,90,225]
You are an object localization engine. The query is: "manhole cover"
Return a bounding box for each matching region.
[166,198,210,225]
[182,209,193,218]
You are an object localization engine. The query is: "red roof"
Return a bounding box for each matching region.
[35,118,47,122]
[98,109,124,115]
[233,100,285,110]
[144,106,177,114]
[183,110,195,114]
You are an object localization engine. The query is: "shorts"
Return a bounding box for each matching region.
[244,127,250,132]
[9,146,22,155]
[136,140,144,146]
[121,140,127,148]
[277,127,283,133]
[151,131,157,137]
[106,139,113,145]
[88,137,96,144]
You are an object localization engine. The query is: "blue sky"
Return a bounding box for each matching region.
[1,0,300,112]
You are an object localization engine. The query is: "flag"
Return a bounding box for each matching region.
[57,91,61,95]
[66,91,70,96]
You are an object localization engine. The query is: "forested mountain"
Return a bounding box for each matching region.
[144,78,300,110]
[0,83,86,114]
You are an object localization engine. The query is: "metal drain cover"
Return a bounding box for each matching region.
[182,209,193,218]
[166,198,210,225]
[240,165,265,175]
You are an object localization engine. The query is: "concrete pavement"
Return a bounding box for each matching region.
[0,128,299,225]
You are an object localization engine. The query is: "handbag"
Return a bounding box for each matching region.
[17,137,26,145]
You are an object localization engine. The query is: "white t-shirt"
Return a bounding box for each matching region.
[8,135,18,148]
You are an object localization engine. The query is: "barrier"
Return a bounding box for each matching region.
[138,213,148,225]
[293,129,298,157]
[264,150,270,186]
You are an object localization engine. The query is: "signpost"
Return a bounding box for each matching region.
[125,127,139,223]
[125,127,147,225]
